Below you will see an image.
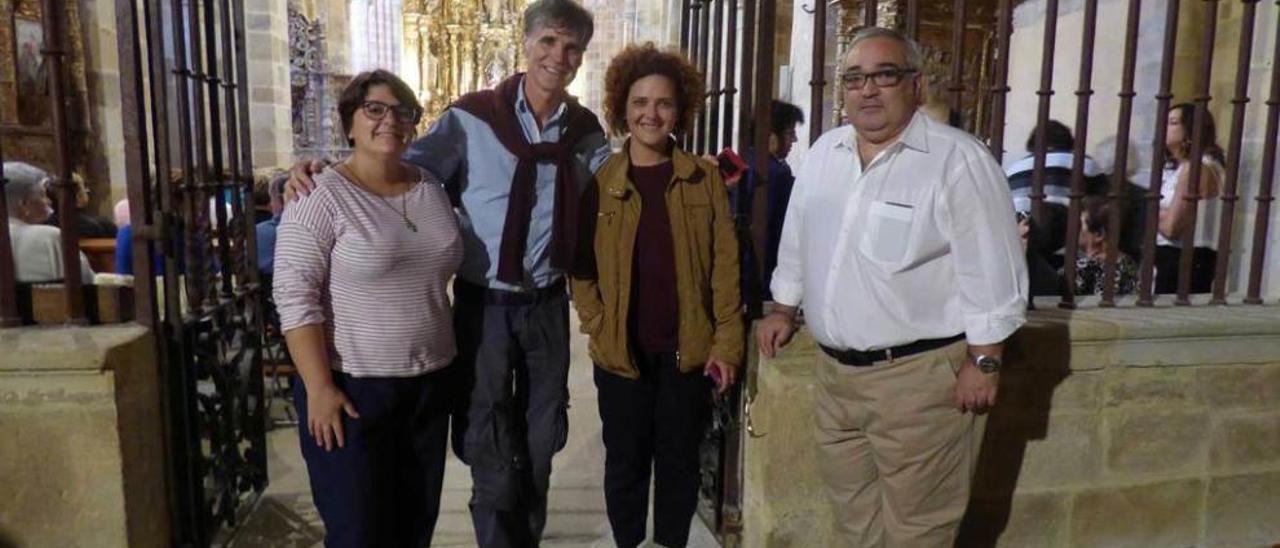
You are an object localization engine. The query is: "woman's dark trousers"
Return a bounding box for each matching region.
[594,350,712,548]
[295,369,452,547]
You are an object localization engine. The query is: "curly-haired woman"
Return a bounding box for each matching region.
[569,43,742,548]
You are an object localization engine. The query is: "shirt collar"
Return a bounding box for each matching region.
[515,75,568,125]
[838,110,931,154]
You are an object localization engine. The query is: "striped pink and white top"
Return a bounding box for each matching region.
[273,166,463,378]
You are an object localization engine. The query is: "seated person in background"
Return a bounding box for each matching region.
[113,198,130,227]
[255,171,287,276]
[5,162,94,284]
[1068,197,1138,296]
[45,172,118,238]
[1006,120,1105,261]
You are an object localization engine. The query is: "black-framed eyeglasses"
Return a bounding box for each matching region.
[840,68,918,90]
[360,100,423,124]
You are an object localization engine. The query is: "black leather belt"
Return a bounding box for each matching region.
[820,333,965,366]
[455,278,566,306]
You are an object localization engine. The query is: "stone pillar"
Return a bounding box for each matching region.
[0,325,169,547]
[79,0,129,213]
[244,0,295,167]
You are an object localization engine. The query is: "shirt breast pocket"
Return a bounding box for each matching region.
[859,200,915,269]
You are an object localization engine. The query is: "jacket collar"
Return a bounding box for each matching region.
[602,139,704,198]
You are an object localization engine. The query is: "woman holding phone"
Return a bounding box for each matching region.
[569,43,742,548]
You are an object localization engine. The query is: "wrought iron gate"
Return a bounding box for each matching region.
[114,0,267,544]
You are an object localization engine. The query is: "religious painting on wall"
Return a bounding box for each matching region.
[13,14,48,126]
[0,0,92,171]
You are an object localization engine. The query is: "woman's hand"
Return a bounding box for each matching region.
[705,357,737,395]
[307,381,360,451]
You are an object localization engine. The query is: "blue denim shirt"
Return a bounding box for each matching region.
[255,215,280,275]
[404,80,611,291]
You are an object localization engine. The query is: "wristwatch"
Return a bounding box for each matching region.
[973,354,1002,374]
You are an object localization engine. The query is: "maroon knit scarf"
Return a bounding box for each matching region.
[451,73,603,286]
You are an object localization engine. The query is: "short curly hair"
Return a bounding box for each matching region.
[603,42,705,138]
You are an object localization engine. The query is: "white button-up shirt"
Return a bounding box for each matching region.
[771,112,1028,350]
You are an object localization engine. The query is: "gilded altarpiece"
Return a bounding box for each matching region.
[0,0,92,170]
[403,0,526,128]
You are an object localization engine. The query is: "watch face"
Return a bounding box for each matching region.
[976,355,1000,373]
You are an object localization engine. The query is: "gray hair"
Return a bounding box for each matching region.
[848,27,924,70]
[4,162,51,216]
[523,0,594,46]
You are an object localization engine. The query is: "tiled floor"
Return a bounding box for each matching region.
[226,327,719,548]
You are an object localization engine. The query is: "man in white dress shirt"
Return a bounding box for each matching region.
[755,28,1027,547]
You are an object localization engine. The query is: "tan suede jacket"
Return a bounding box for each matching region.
[569,143,744,379]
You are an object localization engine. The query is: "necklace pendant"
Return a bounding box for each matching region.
[405,218,419,232]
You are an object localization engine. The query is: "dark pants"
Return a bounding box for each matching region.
[594,350,712,548]
[294,369,451,548]
[1155,245,1217,294]
[451,281,571,548]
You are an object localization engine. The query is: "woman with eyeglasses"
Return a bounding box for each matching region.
[273,69,462,547]
[569,43,742,548]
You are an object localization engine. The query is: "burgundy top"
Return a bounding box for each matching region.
[629,160,678,353]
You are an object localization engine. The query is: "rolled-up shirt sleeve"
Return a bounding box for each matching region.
[769,153,809,309]
[273,189,337,332]
[937,150,1029,345]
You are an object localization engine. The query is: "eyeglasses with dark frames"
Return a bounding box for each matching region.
[360,100,423,124]
[840,68,918,90]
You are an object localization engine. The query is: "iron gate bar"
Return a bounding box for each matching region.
[698,0,712,154]
[863,0,877,26]
[749,0,773,288]
[736,0,756,155]
[184,0,218,313]
[680,0,691,60]
[1137,0,1182,306]
[202,0,233,300]
[947,0,967,127]
[721,0,738,149]
[905,0,920,40]
[42,0,87,324]
[169,0,204,316]
[218,0,253,285]
[708,0,724,154]
[1245,5,1280,305]
[689,0,702,150]
[1174,0,1220,305]
[1100,0,1143,307]
[233,0,259,278]
[809,0,827,145]
[986,0,1012,158]
[1211,0,1260,305]
[1057,0,1099,310]
[113,0,157,329]
[0,144,19,327]
[1029,0,1060,227]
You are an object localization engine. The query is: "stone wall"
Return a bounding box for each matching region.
[0,325,168,548]
[744,303,1280,547]
[245,0,295,169]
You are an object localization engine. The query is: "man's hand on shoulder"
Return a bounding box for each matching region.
[285,159,330,201]
[755,306,798,359]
